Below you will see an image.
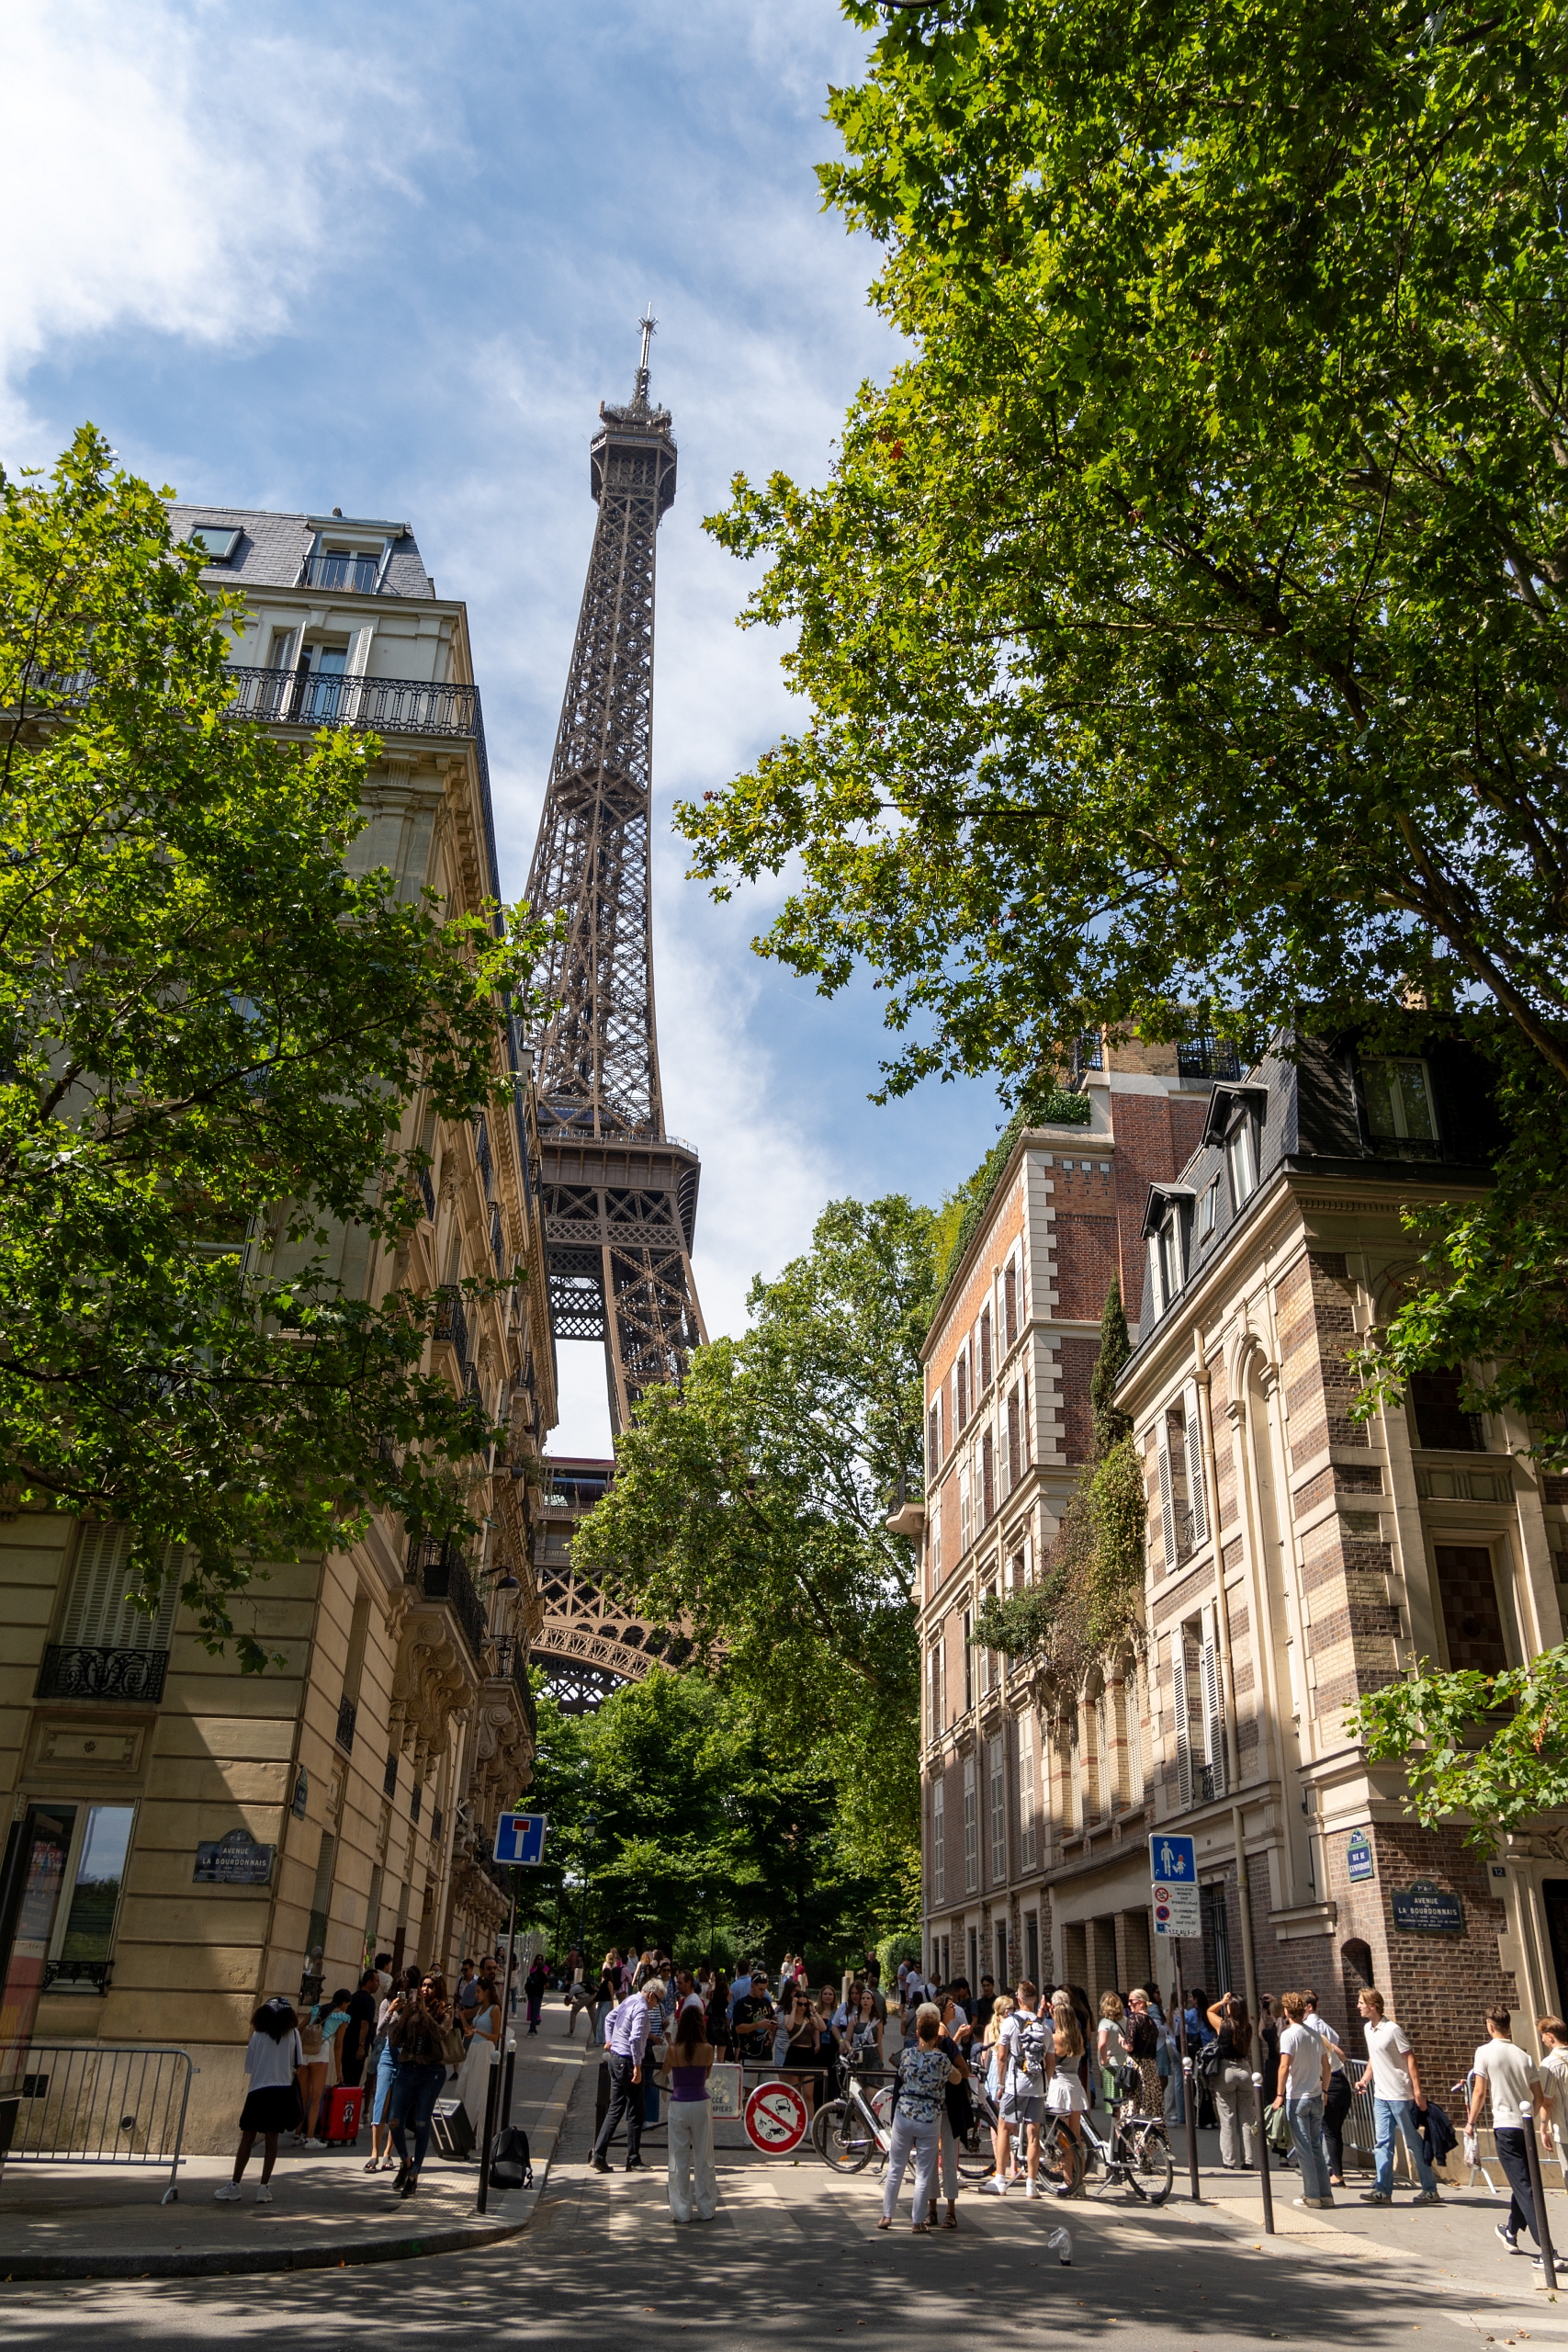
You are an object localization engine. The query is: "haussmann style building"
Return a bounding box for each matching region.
[0,505,557,2150]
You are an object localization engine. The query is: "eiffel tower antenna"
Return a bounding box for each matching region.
[523,314,706,1436]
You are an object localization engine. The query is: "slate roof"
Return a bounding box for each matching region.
[164,503,435,598]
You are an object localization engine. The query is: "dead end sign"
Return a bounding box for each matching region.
[743,2080,809,2155]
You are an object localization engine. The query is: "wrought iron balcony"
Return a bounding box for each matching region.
[35,1645,169,1703]
[1178,1033,1242,1081]
[220,666,478,738]
[335,1694,357,1753]
[43,1958,113,1994]
[297,551,382,594]
[434,1286,469,1375]
[405,1535,487,1661]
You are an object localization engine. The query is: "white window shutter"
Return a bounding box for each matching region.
[1202,1606,1227,1798]
[1186,1384,1209,1546]
[1157,1429,1176,1571]
[1172,1636,1192,1811]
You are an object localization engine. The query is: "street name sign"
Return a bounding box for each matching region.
[493,1812,548,1867]
[1149,1831,1200,1937]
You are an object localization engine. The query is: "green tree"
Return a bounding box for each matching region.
[571,1195,937,1928]
[685,0,1568,1455]
[0,429,547,1664]
[1350,1648,1568,1851]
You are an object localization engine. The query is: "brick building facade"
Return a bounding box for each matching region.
[915,1031,1224,2000]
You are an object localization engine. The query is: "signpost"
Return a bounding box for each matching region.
[477,1810,548,2214]
[743,2079,809,2155]
[1150,1834,1201,2204]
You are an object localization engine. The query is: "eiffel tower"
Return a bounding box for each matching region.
[523,320,706,1705]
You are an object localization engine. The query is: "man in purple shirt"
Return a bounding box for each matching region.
[590,1980,666,2173]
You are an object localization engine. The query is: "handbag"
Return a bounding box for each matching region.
[440,2020,467,2067]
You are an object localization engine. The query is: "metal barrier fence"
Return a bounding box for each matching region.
[1,2044,195,2203]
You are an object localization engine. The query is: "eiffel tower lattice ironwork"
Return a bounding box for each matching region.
[524,318,705,1707]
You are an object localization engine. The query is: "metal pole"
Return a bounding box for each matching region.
[1524,2113,1558,2290]
[1175,1941,1201,2203]
[477,1869,519,2212]
[1253,2071,1275,2235]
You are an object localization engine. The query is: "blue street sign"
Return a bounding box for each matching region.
[1150,1833,1196,1882]
[1347,1829,1374,1883]
[493,1811,547,1867]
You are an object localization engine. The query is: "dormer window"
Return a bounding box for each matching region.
[1226,1117,1258,1208]
[1360,1056,1439,1159]
[1201,1081,1269,1214]
[1143,1187,1195,1317]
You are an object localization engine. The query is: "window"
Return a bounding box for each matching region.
[44,1804,137,1992]
[981,1587,998,1696]
[931,1501,942,1584]
[1226,1116,1258,1208]
[1409,1369,1485,1453]
[929,1639,947,1736]
[956,1355,969,1429]
[963,1754,979,1894]
[1018,1712,1038,1871]
[1362,1057,1439,1158]
[41,1523,180,1702]
[981,1428,995,1524]
[963,1609,975,1713]
[1025,1910,1040,1985]
[1074,1030,1104,1075]
[988,1731,1007,1883]
[929,1401,940,1469]
[980,1307,993,1391]
[1004,1260,1019,1349]
[188,524,242,562]
[1006,1385,1021,1492]
[931,1778,946,1905]
[1157,1204,1188,1303]
[1198,1179,1219,1241]
[1434,1544,1509,1674]
[1173,1608,1226,1807]
[1156,1388,1207,1569]
[959,1466,971,1551]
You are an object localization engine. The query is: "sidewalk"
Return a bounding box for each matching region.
[0,2003,593,2279]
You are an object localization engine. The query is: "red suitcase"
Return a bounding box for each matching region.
[320,2084,364,2144]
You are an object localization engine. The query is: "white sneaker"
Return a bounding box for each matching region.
[213,2181,243,2202]
[979,2177,1007,2196]
[254,2183,273,2204]
[308,2138,329,2150]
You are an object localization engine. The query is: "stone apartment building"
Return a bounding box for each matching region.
[1121,1031,1568,2096]
[914,1030,1227,1999]
[0,506,557,2147]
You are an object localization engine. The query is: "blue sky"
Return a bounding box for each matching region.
[3,0,1003,1450]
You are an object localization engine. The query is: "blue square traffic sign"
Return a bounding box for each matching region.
[1150,1833,1195,1881]
[493,1811,547,1867]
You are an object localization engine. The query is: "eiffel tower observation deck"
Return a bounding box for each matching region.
[524,318,706,1702]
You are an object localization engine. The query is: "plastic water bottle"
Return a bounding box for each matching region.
[1046,2225,1072,2265]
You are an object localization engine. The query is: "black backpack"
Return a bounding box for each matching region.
[489,2125,533,2191]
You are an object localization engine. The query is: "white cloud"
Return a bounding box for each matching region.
[0,1,437,443]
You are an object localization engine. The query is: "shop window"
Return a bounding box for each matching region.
[1433,1543,1509,1674]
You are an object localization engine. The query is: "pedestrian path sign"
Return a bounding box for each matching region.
[493,1811,547,1866]
[1149,1831,1200,1936]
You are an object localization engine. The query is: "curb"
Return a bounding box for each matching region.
[0,2044,592,2283]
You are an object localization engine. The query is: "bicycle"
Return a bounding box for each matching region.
[812,2064,895,2173]
[1077,2093,1174,2203]
[952,2072,1086,2196]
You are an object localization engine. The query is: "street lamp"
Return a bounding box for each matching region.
[577,1813,598,1959]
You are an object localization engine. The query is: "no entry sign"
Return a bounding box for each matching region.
[743,2079,809,2155]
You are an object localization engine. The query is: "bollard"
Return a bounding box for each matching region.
[1523,2115,1558,2291]
[1253,2073,1275,2237]
[475,2050,502,2215]
[1184,2055,1201,2203]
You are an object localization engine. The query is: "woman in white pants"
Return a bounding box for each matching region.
[665,2004,717,2222]
[878,2006,965,2234]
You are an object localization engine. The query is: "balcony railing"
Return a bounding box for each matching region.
[1192,1760,1217,1805]
[1178,1034,1242,1081]
[297,551,382,594]
[335,1695,357,1754]
[221,666,477,738]
[405,1535,487,1661]
[434,1286,469,1376]
[35,1645,169,1704]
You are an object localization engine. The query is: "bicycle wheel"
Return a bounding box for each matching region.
[811,2099,876,2174]
[1127,2121,1174,2205]
[1040,2122,1084,2198]
[955,2119,995,2182]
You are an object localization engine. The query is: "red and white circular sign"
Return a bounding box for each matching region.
[743,2079,809,2155]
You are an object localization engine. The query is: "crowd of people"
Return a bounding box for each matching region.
[216,1949,530,2204]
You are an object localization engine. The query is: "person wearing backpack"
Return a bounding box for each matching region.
[983,1979,1051,2199]
[1205,1991,1258,2169]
